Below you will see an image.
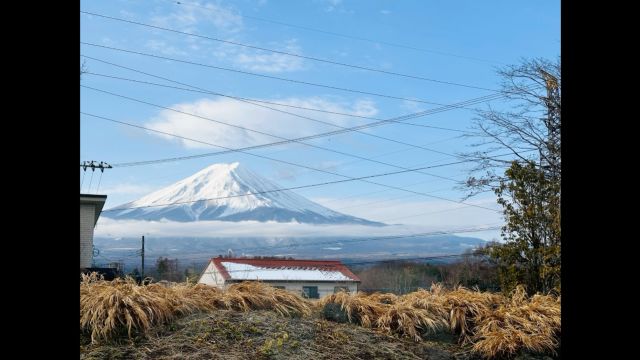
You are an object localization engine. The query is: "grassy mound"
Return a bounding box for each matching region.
[318,284,560,358]
[80,274,559,358]
[80,274,311,344]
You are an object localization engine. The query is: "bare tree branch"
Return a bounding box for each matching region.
[459,57,561,198]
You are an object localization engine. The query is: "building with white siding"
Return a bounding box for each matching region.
[198,257,360,298]
[80,194,107,269]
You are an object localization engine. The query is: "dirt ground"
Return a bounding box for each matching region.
[80,310,556,360]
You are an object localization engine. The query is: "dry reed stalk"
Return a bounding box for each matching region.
[319,292,390,327]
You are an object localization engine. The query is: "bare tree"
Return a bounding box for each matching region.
[460,57,560,198]
[460,57,561,294]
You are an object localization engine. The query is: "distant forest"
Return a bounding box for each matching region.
[353,254,499,294]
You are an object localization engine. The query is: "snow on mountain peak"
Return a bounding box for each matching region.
[106,162,384,225]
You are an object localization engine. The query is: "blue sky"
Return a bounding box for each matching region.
[80,0,560,241]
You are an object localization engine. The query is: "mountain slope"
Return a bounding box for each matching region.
[105,162,383,225]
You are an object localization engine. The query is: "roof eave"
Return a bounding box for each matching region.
[80,194,108,225]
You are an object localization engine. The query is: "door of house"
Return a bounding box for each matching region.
[302,286,319,299]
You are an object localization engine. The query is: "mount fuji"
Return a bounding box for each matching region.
[105,162,384,226]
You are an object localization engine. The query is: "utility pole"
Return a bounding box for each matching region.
[141,235,145,281]
[80,160,113,171]
[80,161,113,193]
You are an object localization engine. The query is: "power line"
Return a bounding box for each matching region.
[147,231,500,264]
[104,138,458,204]
[80,82,520,219]
[313,152,469,206]
[333,191,436,211]
[81,54,529,121]
[337,253,485,266]
[80,10,498,92]
[83,70,474,134]
[80,56,510,165]
[246,194,501,241]
[81,161,112,193]
[82,60,538,130]
[140,225,502,261]
[381,203,495,223]
[96,171,103,193]
[318,175,446,206]
[197,255,470,274]
[147,253,479,272]
[83,110,500,213]
[81,72,464,162]
[88,168,95,191]
[80,54,523,126]
[80,42,492,105]
[81,57,544,131]
[80,81,514,169]
[81,85,463,185]
[166,0,506,65]
[84,81,530,191]
[99,156,502,241]
[94,252,121,264]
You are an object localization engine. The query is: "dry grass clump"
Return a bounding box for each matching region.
[398,288,449,321]
[319,283,560,358]
[366,292,398,305]
[373,286,450,341]
[81,273,560,358]
[319,292,390,327]
[80,276,177,343]
[441,286,505,344]
[170,283,222,314]
[81,278,313,344]
[218,282,312,317]
[80,275,226,342]
[471,286,560,358]
[376,303,448,341]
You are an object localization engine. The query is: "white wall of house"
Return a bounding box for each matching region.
[80,204,96,268]
[198,266,358,298]
[254,281,358,299]
[198,261,226,287]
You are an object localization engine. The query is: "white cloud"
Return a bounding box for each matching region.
[234,40,304,73]
[144,96,378,149]
[95,217,499,240]
[317,160,342,172]
[235,51,303,73]
[151,1,243,33]
[101,37,117,46]
[119,10,135,19]
[149,3,301,74]
[312,196,503,231]
[274,166,299,181]
[95,194,504,242]
[400,99,427,114]
[322,0,343,12]
[380,9,391,15]
[99,183,160,196]
[320,0,353,14]
[145,39,188,56]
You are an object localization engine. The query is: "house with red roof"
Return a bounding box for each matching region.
[198,257,360,299]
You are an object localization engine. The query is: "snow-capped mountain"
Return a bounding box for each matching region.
[105,162,384,226]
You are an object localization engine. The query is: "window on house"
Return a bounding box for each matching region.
[302,286,319,299]
[334,286,350,293]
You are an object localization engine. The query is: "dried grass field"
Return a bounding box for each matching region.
[80,274,560,359]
